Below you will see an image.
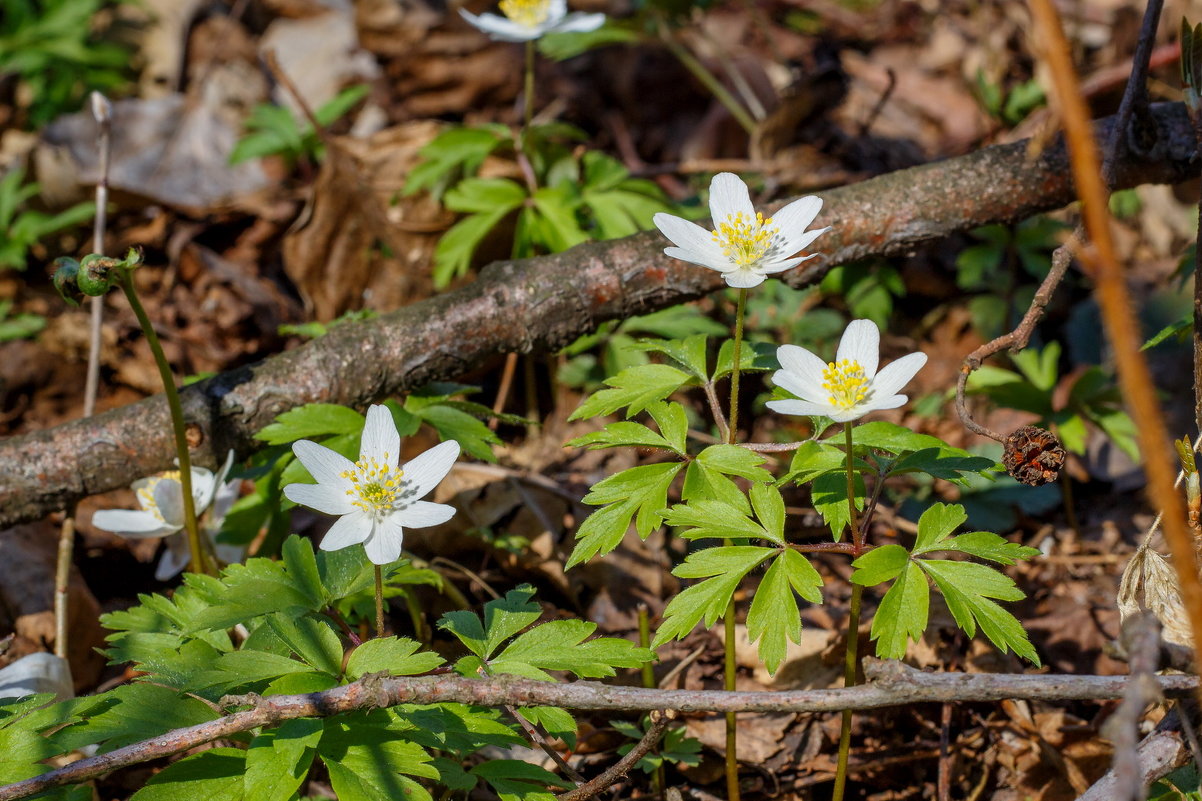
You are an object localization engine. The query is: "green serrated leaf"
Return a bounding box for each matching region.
[695,444,772,482]
[131,748,246,801]
[919,560,1039,664]
[912,502,967,554]
[568,421,674,452]
[568,364,691,421]
[255,404,365,445]
[568,463,682,566]
[745,550,822,674]
[244,718,323,801]
[681,460,751,515]
[869,561,930,659]
[654,547,774,646]
[346,637,445,680]
[812,471,865,540]
[438,586,541,662]
[267,614,345,677]
[492,619,652,679]
[850,544,910,586]
[646,401,688,454]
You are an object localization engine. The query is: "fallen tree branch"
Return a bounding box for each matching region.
[1,103,1197,529]
[555,710,672,801]
[1,659,1197,801]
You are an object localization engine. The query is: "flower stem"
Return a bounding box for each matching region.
[656,18,756,135]
[727,288,748,445]
[720,288,749,801]
[832,423,863,801]
[117,272,207,575]
[374,565,385,639]
[637,605,666,797]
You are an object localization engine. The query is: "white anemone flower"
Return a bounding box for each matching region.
[767,319,928,423]
[652,172,829,289]
[91,450,243,580]
[283,405,460,565]
[460,0,605,42]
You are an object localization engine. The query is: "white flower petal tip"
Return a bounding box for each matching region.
[461,0,606,41]
[285,407,461,562]
[654,173,828,288]
[770,319,926,423]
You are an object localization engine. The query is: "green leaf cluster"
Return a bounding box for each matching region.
[0,167,96,271]
[229,85,369,167]
[851,503,1039,663]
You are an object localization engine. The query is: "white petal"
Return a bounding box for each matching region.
[777,344,829,391]
[782,226,830,257]
[708,173,755,224]
[292,440,355,490]
[836,319,880,378]
[283,482,356,516]
[198,450,236,511]
[654,213,725,263]
[771,196,822,246]
[189,466,216,511]
[214,542,244,568]
[91,509,176,538]
[723,269,766,289]
[207,480,240,530]
[361,405,400,466]
[397,500,457,528]
[320,511,373,551]
[766,398,836,418]
[401,440,460,499]
[363,516,404,565]
[551,11,606,33]
[828,406,869,423]
[153,480,186,529]
[869,352,928,399]
[663,247,729,273]
[460,9,540,40]
[757,255,809,275]
[156,536,191,581]
[773,371,831,405]
[863,394,909,412]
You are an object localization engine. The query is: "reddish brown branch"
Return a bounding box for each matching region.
[0,660,1197,801]
[555,711,672,801]
[0,104,1198,529]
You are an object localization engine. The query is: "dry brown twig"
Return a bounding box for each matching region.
[0,661,1197,801]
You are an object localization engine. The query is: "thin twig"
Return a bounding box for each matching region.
[506,705,587,785]
[2,661,1197,801]
[554,711,672,801]
[1105,612,1165,801]
[83,92,112,418]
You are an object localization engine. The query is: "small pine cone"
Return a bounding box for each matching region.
[1002,425,1066,486]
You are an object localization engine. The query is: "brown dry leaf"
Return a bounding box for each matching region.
[1118,545,1193,647]
[0,521,107,692]
[281,122,452,320]
[685,711,796,764]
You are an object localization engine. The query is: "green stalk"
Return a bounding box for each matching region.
[727,288,748,445]
[374,565,385,638]
[657,19,756,135]
[638,606,665,798]
[721,289,749,801]
[832,423,863,801]
[117,272,207,575]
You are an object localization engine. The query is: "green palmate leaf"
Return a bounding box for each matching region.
[713,340,778,379]
[918,560,1038,664]
[470,759,573,801]
[405,125,510,199]
[244,718,324,801]
[568,421,677,453]
[868,561,930,659]
[662,485,786,545]
[266,614,345,677]
[188,558,323,631]
[811,472,865,540]
[783,440,851,484]
[130,748,246,801]
[630,334,712,380]
[568,363,692,420]
[491,619,652,680]
[568,463,683,567]
[746,550,823,673]
[254,403,366,445]
[412,403,501,463]
[653,547,775,646]
[911,502,967,553]
[696,444,773,481]
[320,711,438,801]
[850,544,909,586]
[517,706,578,748]
[910,503,1039,565]
[646,401,689,454]
[889,448,998,480]
[52,684,218,754]
[345,637,445,680]
[439,586,542,662]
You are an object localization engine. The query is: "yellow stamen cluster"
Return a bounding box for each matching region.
[499,0,551,27]
[136,470,182,522]
[341,453,404,517]
[712,211,777,267]
[822,360,869,410]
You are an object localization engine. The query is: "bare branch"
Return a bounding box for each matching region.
[1,104,1198,529]
[1,660,1198,801]
[555,711,672,801]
